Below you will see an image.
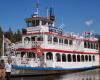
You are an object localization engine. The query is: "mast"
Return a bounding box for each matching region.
[46,7,49,19]
[35,0,39,16]
[32,0,39,17]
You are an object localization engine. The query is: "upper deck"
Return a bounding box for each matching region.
[14,11,99,54]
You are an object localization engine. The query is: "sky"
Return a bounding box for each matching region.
[0,0,100,35]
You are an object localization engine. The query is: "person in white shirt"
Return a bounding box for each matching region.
[5,59,12,80]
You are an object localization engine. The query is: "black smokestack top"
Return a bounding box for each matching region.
[49,7,55,21]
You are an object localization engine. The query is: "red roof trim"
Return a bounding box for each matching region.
[84,39,98,43]
[23,32,75,39]
[23,32,97,42]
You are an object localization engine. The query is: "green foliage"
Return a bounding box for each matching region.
[0,26,4,49]
[0,26,22,54]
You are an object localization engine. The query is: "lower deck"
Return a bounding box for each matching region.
[7,51,100,69]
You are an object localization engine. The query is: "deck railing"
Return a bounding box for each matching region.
[13,57,48,67]
[31,41,43,47]
[14,41,43,48]
[13,57,37,66]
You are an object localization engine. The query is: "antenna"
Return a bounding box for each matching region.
[61,17,64,26]
[46,7,49,19]
[34,0,39,16]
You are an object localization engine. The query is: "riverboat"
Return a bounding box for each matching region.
[2,5,100,76]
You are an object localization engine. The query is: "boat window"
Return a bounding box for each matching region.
[81,55,84,62]
[96,43,98,50]
[62,54,66,62]
[48,35,52,44]
[84,41,87,48]
[88,42,90,48]
[31,52,36,58]
[72,55,76,62]
[92,43,94,49]
[46,52,53,60]
[93,55,95,61]
[53,37,58,43]
[32,20,35,26]
[89,55,91,61]
[85,55,88,62]
[36,20,39,26]
[42,20,46,25]
[21,52,26,58]
[69,40,73,45]
[32,20,39,27]
[67,54,72,62]
[24,37,30,41]
[59,38,63,44]
[93,43,95,49]
[37,35,43,41]
[31,36,37,41]
[91,43,93,49]
[27,52,36,58]
[24,37,30,44]
[94,43,97,49]
[16,52,21,57]
[27,52,31,58]
[64,39,68,44]
[42,53,44,60]
[77,55,80,62]
[56,53,61,62]
[27,22,32,27]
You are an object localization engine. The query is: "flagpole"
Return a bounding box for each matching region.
[2,34,4,57]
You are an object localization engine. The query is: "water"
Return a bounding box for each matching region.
[11,69,100,80]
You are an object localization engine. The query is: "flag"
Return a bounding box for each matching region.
[84,32,92,38]
[2,35,11,56]
[4,37,11,44]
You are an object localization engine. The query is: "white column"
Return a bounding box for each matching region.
[52,36,53,44]
[40,20,42,26]
[26,52,28,58]
[53,52,56,67]
[44,52,46,62]
[43,35,47,45]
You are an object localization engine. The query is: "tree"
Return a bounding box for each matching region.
[0,26,22,56]
[4,27,14,42]
[15,29,22,42]
[0,26,4,55]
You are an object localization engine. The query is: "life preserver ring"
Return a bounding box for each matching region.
[36,46,43,56]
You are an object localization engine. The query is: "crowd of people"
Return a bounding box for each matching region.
[0,58,12,80]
